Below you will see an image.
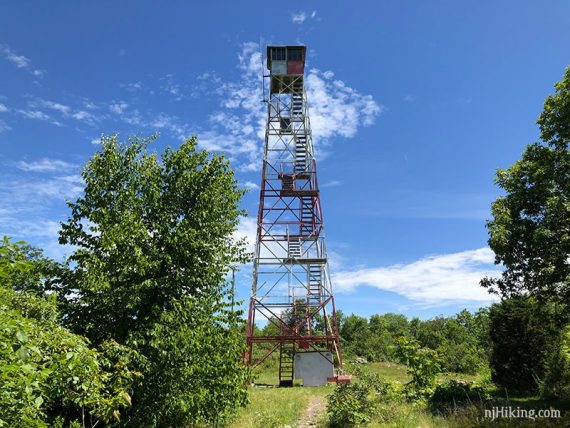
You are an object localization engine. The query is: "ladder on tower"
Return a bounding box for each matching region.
[308,264,322,304]
[279,342,295,387]
[281,174,295,191]
[295,136,307,174]
[288,238,301,258]
[292,92,303,118]
[300,196,313,236]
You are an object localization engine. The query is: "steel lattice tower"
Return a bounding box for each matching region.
[246,46,347,386]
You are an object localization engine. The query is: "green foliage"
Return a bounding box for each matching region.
[340,310,489,375]
[340,315,371,358]
[327,382,373,427]
[53,135,250,426]
[326,365,407,427]
[488,296,559,393]
[128,296,249,426]
[429,379,489,413]
[0,238,135,427]
[394,337,440,400]
[415,313,488,374]
[481,65,570,404]
[541,324,570,399]
[482,67,570,306]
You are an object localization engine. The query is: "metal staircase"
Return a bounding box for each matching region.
[300,196,313,236]
[288,238,301,258]
[292,91,303,118]
[279,342,295,387]
[295,136,307,174]
[281,174,294,191]
[308,265,322,304]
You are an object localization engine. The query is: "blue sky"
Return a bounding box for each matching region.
[1,1,569,320]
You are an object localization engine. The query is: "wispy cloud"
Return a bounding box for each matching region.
[334,248,500,307]
[160,74,184,101]
[291,10,318,24]
[233,216,257,254]
[33,98,96,124]
[120,81,143,92]
[0,156,83,260]
[291,11,307,24]
[0,44,44,78]
[16,108,62,126]
[0,120,10,133]
[321,180,343,188]
[197,42,382,171]
[17,158,77,172]
[0,103,7,112]
[243,181,260,190]
[306,69,383,147]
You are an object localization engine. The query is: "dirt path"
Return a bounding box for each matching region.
[296,395,326,428]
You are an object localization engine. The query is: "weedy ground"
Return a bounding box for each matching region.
[230,358,569,427]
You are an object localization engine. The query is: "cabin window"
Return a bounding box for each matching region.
[288,48,303,61]
[271,48,286,61]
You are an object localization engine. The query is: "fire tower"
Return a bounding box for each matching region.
[246,46,347,386]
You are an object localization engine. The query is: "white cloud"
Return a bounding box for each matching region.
[291,10,318,24]
[151,113,189,139]
[160,74,184,100]
[18,109,50,121]
[291,11,307,24]
[234,216,257,252]
[0,168,84,260]
[198,42,382,171]
[333,248,500,307]
[17,158,77,172]
[121,81,142,92]
[0,103,7,112]
[39,100,71,115]
[321,180,343,188]
[306,68,383,145]
[109,101,129,115]
[72,110,93,121]
[0,120,10,133]
[16,99,98,126]
[0,175,83,218]
[0,44,44,78]
[243,181,260,190]
[16,109,62,126]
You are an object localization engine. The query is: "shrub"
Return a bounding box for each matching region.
[394,337,440,400]
[327,382,373,427]
[429,379,489,413]
[541,325,570,399]
[488,296,559,393]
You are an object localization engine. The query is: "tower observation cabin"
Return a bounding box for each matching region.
[267,46,306,93]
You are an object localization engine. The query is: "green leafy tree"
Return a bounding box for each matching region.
[416,314,487,374]
[394,337,440,400]
[541,324,570,399]
[488,296,559,393]
[52,135,250,426]
[340,315,371,358]
[482,67,570,306]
